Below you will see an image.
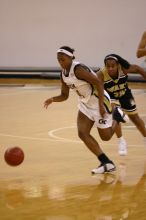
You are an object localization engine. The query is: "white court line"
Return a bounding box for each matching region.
[0,89,34,96]
[48,125,145,147]
[48,125,138,143]
[0,131,81,143]
[0,133,54,142]
[0,86,57,96]
[0,128,144,147]
[0,119,145,145]
[48,126,81,143]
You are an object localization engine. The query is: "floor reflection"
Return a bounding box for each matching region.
[0,163,146,220]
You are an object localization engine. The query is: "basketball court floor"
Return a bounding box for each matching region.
[0,79,146,220]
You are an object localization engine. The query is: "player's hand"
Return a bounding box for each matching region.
[99,103,106,118]
[44,98,53,109]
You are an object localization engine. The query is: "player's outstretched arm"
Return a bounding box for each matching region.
[124,64,146,80]
[44,80,69,109]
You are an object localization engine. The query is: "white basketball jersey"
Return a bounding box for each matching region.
[61,61,99,108]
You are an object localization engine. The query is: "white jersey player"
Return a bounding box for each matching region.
[44,46,128,174]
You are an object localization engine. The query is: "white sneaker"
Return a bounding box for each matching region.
[118,139,128,156]
[91,162,116,174]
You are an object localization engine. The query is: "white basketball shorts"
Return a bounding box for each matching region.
[78,102,113,129]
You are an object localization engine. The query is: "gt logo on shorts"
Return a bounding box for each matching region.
[99,119,107,124]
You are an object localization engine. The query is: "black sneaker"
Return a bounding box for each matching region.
[113,106,129,123]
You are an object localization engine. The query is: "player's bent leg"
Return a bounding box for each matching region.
[98,127,114,141]
[77,110,116,174]
[77,110,103,156]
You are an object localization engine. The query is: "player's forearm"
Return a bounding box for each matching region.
[96,82,104,105]
[133,65,146,80]
[52,94,68,102]
[136,49,146,58]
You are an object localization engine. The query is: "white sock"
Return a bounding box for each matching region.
[118,137,127,148]
[118,136,125,142]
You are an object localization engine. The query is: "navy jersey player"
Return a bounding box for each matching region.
[97,54,146,155]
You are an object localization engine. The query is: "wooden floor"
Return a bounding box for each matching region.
[0,79,146,220]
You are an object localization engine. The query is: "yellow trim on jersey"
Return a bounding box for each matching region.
[122,108,137,115]
[94,93,112,114]
[103,95,112,114]
[101,67,111,82]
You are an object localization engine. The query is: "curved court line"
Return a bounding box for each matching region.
[0,131,81,143]
[0,131,144,147]
[48,126,81,143]
[48,125,139,143]
[0,118,145,146]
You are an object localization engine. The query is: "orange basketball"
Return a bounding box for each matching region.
[4,146,24,166]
